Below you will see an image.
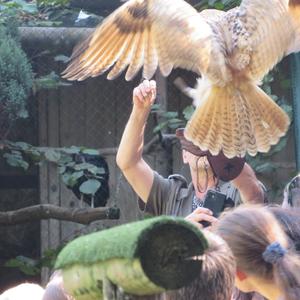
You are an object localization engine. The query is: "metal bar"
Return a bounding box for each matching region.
[290,54,300,172]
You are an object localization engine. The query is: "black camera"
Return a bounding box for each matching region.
[200,190,230,227]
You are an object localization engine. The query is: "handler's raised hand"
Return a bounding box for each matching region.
[133,80,156,110]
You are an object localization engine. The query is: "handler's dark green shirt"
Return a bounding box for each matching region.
[140,171,241,217]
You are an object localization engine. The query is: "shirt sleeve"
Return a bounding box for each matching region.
[139,171,185,216]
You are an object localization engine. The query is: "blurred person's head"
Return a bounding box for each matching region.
[165,230,235,300]
[217,205,300,300]
[0,283,44,300]
[42,271,74,300]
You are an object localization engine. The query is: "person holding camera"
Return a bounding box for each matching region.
[116,79,265,229]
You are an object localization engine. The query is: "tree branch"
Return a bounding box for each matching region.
[0,205,120,225]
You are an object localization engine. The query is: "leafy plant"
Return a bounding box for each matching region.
[5,255,40,275]
[5,245,64,275]
[151,104,185,133]
[33,71,72,93]
[1,141,107,198]
[37,0,70,8]
[0,24,33,137]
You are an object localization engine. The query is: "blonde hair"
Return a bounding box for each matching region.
[217,205,300,300]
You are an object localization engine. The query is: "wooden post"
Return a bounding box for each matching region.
[39,88,50,285]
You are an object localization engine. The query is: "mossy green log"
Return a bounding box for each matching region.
[55,216,208,299]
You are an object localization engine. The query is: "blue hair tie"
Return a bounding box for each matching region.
[262,242,287,264]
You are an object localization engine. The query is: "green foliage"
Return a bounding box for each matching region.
[151,104,185,133]
[0,0,38,14]
[0,1,38,27]
[5,245,63,275]
[5,255,40,275]
[0,0,72,27]
[0,24,33,125]
[2,141,105,196]
[33,71,72,93]
[194,0,241,11]
[37,0,69,8]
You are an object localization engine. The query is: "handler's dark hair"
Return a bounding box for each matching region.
[165,231,235,300]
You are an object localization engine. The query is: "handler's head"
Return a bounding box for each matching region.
[175,128,245,182]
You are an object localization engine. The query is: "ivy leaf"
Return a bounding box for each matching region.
[62,173,71,186]
[151,104,161,113]
[28,150,42,162]
[5,256,39,276]
[58,166,66,174]
[161,111,178,119]
[3,153,29,170]
[96,167,105,174]
[74,162,96,171]
[62,146,81,154]
[79,179,101,195]
[82,149,99,155]
[183,105,195,121]
[69,171,84,185]
[12,0,38,13]
[45,149,61,162]
[268,137,288,156]
[14,141,30,151]
[153,120,169,133]
[58,154,73,164]
[54,54,70,63]
[255,162,276,174]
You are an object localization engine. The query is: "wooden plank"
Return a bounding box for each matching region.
[47,89,61,250]
[58,83,86,241]
[38,88,50,285]
[59,82,87,147]
[85,77,113,148]
[60,184,85,243]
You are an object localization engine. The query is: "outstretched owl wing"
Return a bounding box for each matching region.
[62,0,228,83]
[226,0,296,80]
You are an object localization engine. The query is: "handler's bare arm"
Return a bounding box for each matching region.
[231,162,265,204]
[116,80,156,203]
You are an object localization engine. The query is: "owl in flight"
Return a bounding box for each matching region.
[63,0,300,158]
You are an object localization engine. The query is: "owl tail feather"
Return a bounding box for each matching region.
[184,78,290,158]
